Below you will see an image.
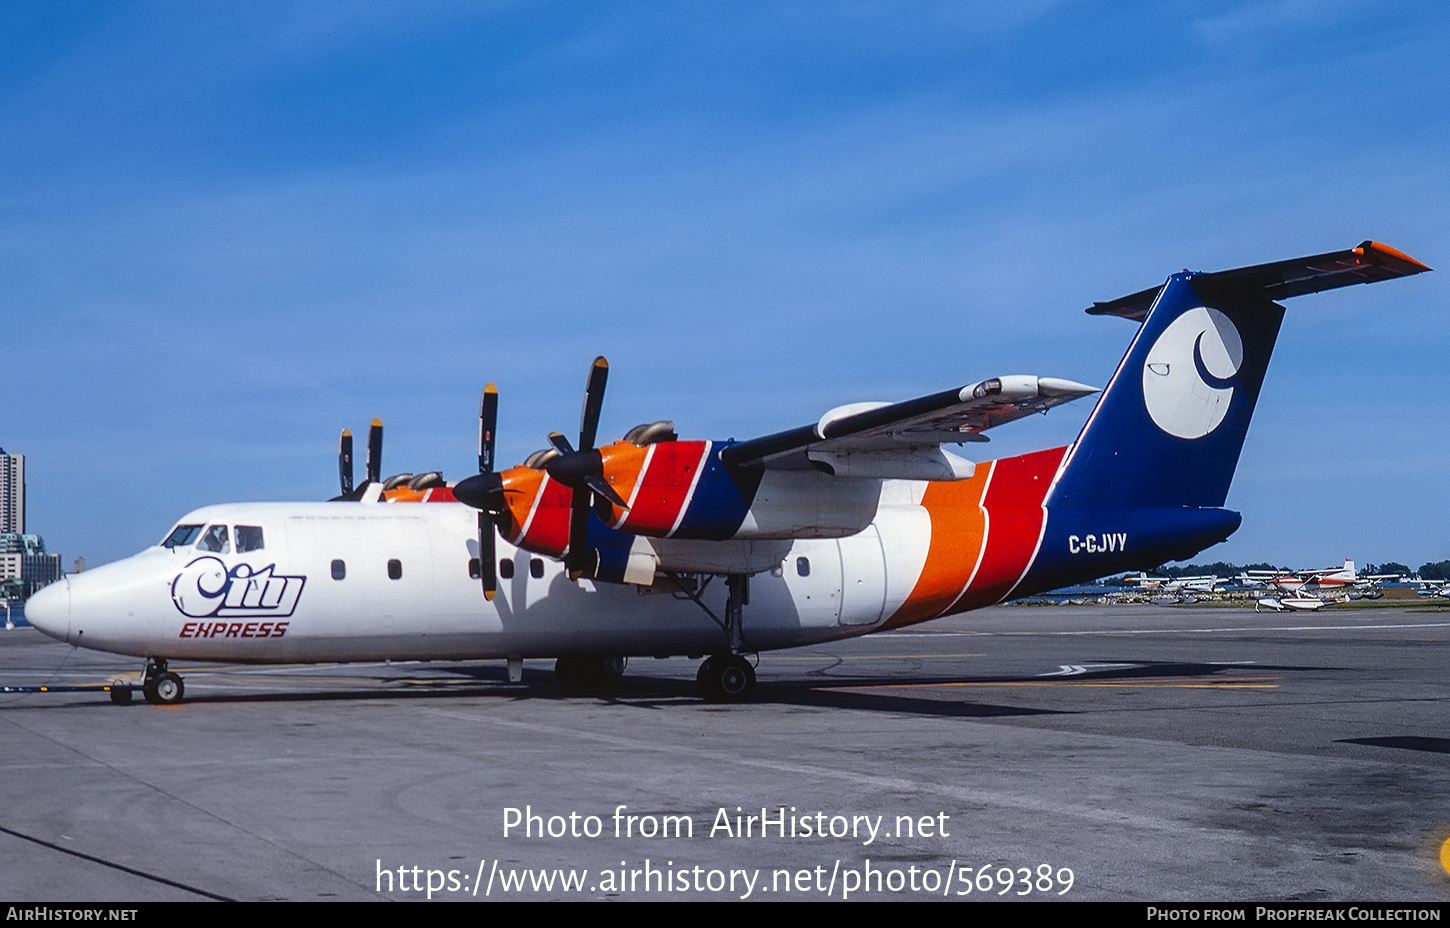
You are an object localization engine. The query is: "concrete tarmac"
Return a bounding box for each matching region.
[2,603,1448,902]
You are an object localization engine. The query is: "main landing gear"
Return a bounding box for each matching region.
[141,658,184,706]
[696,654,756,702]
[673,572,759,703]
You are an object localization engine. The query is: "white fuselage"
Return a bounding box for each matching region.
[27,500,922,664]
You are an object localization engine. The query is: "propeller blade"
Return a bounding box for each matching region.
[559,357,611,579]
[583,473,629,511]
[366,418,383,485]
[466,385,502,601]
[548,432,575,456]
[478,511,497,600]
[566,489,592,580]
[578,356,608,451]
[479,384,497,474]
[338,429,354,497]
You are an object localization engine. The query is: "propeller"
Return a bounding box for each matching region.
[540,357,632,579]
[453,357,632,590]
[452,386,505,599]
[334,419,383,500]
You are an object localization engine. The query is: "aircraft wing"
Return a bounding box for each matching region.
[719,375,1098,478]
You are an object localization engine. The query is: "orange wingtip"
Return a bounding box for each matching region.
[1354,241,1432,272]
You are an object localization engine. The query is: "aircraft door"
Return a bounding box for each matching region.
[836,524,886,626]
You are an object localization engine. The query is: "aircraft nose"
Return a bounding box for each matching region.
[25,578,70,643]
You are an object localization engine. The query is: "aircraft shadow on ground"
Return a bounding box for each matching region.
[39,656,1310,721]
[1336,736,1450,755]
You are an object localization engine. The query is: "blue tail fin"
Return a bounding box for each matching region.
[1012,241,1427,595]
[1048,274,1282,510]
[1047,241,1429,513]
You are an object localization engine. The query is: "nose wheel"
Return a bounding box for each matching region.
[141,659,185,706]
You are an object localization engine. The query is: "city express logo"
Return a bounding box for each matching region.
[171,556,306,620]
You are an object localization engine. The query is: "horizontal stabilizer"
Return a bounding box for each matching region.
[1088,241,1430,321]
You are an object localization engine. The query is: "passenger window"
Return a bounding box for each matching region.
[162,524,203,548]
[388,559,403,580]
[197,524,230,554]
[500,559,515,580]
[331,559,346,580]
[796,556,810,577]
[235,525,264,553]
[530,558,544,579]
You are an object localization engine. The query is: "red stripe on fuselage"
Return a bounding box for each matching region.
[951,446,1065,611]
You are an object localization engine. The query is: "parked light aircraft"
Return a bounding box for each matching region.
[1416,581,1450,600]
[1267,559,1395,596]
[25,242,1429,704]
[1128,573,1227,594]
[1253,558,1399,611]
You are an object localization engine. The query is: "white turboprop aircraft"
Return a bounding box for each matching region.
[25,242,1429,704]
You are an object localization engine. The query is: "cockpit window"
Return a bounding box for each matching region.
[235,525,265,553]
[162,524,204,548]
[197,524,230,554]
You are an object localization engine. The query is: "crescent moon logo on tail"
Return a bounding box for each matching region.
[1141,306,1243,440]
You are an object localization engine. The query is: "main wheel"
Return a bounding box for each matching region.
[143,672,184,705]
[697,655,756,702]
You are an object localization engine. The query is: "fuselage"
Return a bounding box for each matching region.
[25,441,1241,666]
[23,497,906,664]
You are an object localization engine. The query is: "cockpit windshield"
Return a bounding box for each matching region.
[162,524,204,548]
[197,524,230,554]
[235,525,264,553]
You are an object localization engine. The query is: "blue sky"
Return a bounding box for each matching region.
[5,1,1447,570]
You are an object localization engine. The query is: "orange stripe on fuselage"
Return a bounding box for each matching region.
[880,465,992,629]
[883,446,1068,629]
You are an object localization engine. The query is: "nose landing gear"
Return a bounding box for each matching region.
[142,659,185,706]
